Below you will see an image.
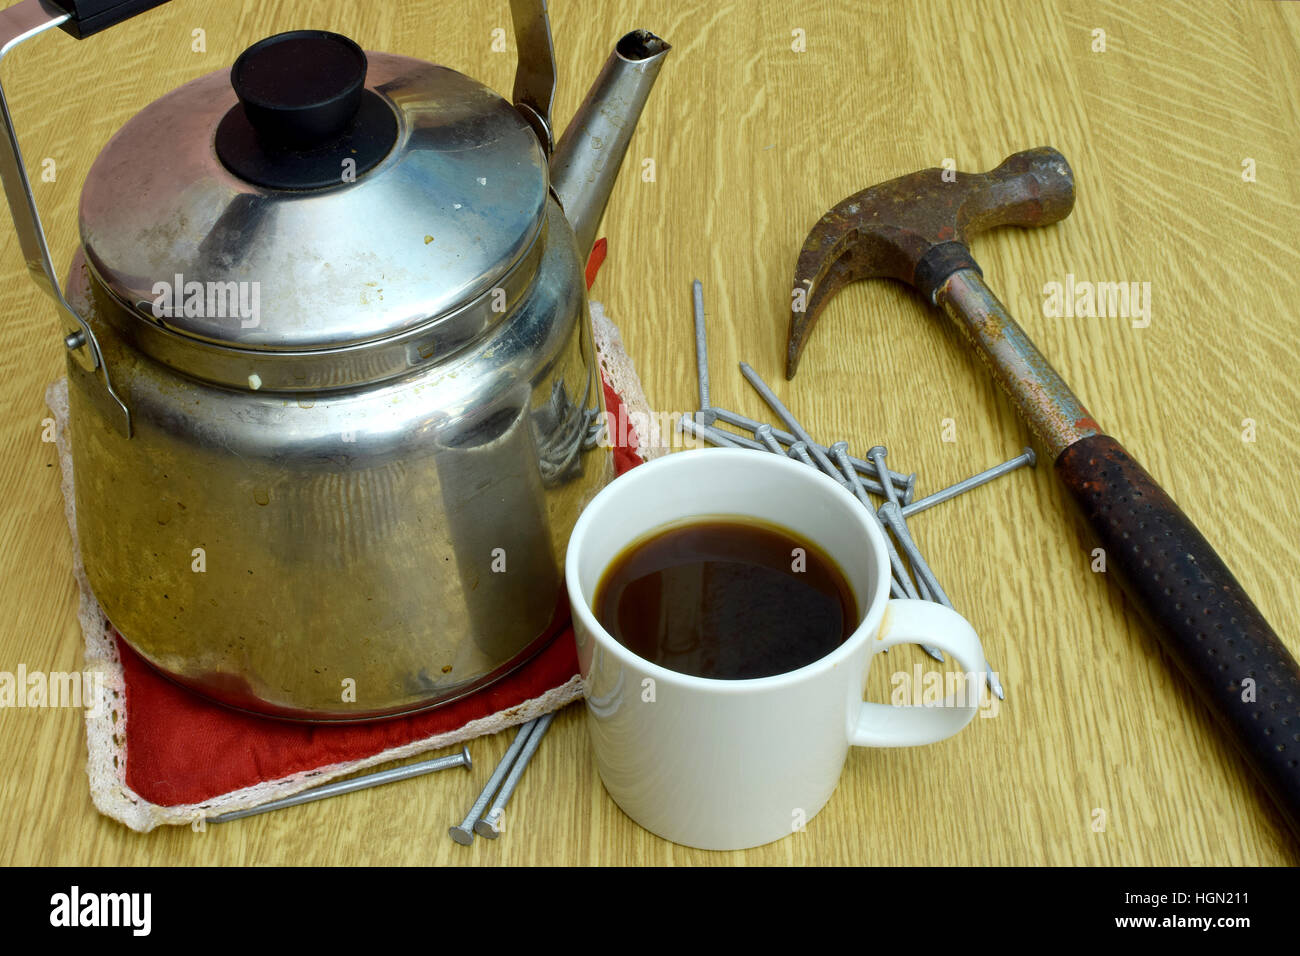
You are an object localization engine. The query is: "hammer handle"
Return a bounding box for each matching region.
[1057,434,1300,838]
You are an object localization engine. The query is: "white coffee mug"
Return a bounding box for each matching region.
[566,447,989,850]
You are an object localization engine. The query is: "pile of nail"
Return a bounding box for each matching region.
[204,714,555,839]
[450,713,553,845]
[680,280,1038,700]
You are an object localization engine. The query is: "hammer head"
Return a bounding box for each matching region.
[786,147,1075,378]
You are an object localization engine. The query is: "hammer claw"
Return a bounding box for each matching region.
[787,227,877,379]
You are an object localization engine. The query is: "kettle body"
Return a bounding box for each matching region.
[66,197,603,719]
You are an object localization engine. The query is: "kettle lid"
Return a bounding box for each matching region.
[78,34,549,354]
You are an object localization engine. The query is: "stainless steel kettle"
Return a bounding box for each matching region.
[0,0,669,719]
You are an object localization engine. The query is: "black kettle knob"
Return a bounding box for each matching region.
[231,30,367,148]
[215,29,398,190]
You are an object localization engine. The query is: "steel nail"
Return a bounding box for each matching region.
[797,439,902,652]
[708,406,914,501]
[833,441,943,661]
[915,571,934,602]
[787,440,816,469]
[878,507,950,662]
[737,362,849,487]
[867,445,900,507]
[878,501,1005,700]
[827,441,923,603]
[850,446,916,593]
[450,720,538,845]
[828,441,874,508]
[826,442,914,594]
[691,279,716,426]
[879,502,950,604]
[208,746,472,825]
[475,711,556,838]
[754,423,786,455]
[679,415,746,448]
[866,447,943,650]
[901,448,1037,519]
[987,666,1005,700]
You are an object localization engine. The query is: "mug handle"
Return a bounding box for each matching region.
[850,599,989,748]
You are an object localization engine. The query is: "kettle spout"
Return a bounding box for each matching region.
[550,30,670,259]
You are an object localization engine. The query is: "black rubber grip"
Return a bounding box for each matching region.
[49,0,170,39]
[1057,433,1300,841]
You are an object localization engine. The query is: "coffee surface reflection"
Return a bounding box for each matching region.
[593,518,858,680]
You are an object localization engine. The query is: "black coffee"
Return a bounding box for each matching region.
[592,518,858,680]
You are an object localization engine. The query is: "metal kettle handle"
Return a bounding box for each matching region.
[0,0,168,437]
[508,0,555,154]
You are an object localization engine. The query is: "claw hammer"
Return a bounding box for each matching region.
[786,147,1300,841]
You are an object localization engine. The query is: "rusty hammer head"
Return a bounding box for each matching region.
[785,147,1075,379]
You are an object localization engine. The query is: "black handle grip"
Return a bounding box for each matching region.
[49,0,170,39]
[1057,434,1300,840]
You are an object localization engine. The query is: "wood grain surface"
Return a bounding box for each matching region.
[1,0,1298,866]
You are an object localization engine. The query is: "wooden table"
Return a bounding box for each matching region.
[1,0,1297,866]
